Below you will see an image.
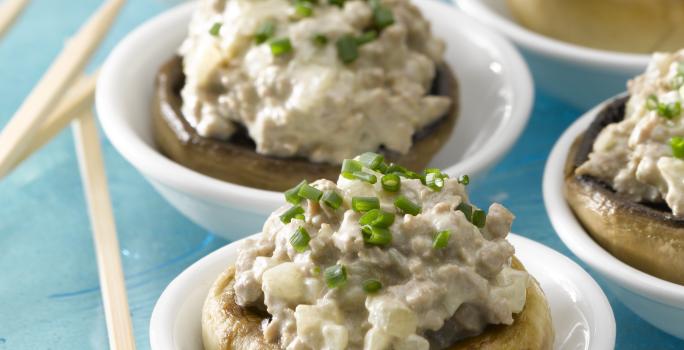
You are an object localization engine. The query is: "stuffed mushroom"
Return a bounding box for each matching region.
[202,153,554,349]
[565,51,684,284]
[153,0,457,191]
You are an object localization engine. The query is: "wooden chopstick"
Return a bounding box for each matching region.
[0,0,124,179]
[0,0,30,39]
[9,73,98,171]
[72,110,136,350]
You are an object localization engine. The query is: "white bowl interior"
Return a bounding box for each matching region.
[96,0,533,220]
[149,233,615,350]
[542,97,684,339]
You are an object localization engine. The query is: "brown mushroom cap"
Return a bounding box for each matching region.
[201,258,554,350]
[564,97,684,285]
[153,57,458,192]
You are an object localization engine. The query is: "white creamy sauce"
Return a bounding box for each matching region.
[233,160,528,350]
[179,0,451,164]
[577,50,684,217]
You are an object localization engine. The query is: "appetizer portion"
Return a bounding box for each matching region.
[507,0,684,53]
[565,50,684,284]
[154,0,457,191]
[202,154,554,349]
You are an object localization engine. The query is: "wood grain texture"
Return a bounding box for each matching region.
[72,110,136,350]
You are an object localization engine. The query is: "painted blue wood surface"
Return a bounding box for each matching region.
[0,1,682,348]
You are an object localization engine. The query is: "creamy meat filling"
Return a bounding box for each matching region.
[233,154,528,350]
[577,50,684,216]
[179,0,451,164]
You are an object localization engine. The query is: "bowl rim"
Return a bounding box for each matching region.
[542,94,684,306]
[149,233,616,350]
[457,0,650,72]
[96,0,533,214]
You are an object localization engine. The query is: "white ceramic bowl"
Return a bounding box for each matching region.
[543,96,684,340]
[457,0,650,109]
[150,233,615,350]
[96,0,533,240]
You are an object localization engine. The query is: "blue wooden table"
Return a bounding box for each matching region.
[0,1,682,349]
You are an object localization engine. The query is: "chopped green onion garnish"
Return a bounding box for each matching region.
[341,159,363,179]
[372,6,395,30]
[328,0,345,7]
[270,37,293,56]
[456,202,473,221]
[472,209,486,228]
[362,279,383,293]
[361,225,392,245]
[311,266,321,275]
[424,172,445,191]
[285,180,307,204]
[433,230,451,249]
[353,171,377,184]
[359,209,394,228]
[356,30,378,46]
[352,196,380,212]
[298,183,323,201]
[209,23,222,36]
[671,136,684,159]
[324,264,347,288]
[660,101,681,119]
[312,34,328,47]
[646,95,659,111]
[255,20,276,44]
[358,152,385,170]
[280,205,305,224]
[394,196,421,216]
[458,174,470,185]
[290,227,311,252]
[322,190,343,209]
[295,1,313,17]
[294,213,305,220]
[381,174,401,192]
[336,35,359,64]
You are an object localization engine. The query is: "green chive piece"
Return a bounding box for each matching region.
[255,21,276,44]
[356,30,378,46]
[298,183,323,201]
[472,209,486,228]
[362,279,383,293]
[294,213,305,220]
[285,180,307,204]
[663,101,682,119]
[373,6,395,30]
[280,205,305,224]
[209,22,222,36]
[312,34,328,47]
[329,0,345,7]
[394,196,421,216]
[671,136,684,159]
[352,196,380,212]
[424,172,445,191]
[353,171,377,184]
[456,202,473,221]
[270,37,293,56]
[311,266,321,275]
[322,190,343,209]
[358,152,385,170]
[295,1,313,17]
[336,34,359,64]
[458,174,470,185]
[359,209,395,228]
[361,225,392,245]
[646,95,659,111]
[381,174,401,192]
[290,227,311,252]
[324,264,347,288]
[433,230,451,249]
[341,159,364,179]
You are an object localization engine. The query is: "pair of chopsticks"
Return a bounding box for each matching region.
[0,1,136,349]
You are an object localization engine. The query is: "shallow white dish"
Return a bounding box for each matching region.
[96,0,533,240]
[543,96,684,340]
[149,233,615,350]
[457,0,649,109]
